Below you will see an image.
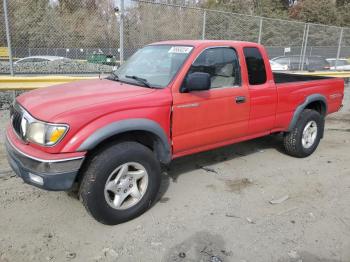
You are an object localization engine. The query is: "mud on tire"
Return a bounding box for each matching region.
[283,109,324,158]
[79,141,161,225]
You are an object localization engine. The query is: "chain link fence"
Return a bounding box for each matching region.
[0,0,121,75]
[1,0,350,75]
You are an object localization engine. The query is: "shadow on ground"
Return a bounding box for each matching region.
[68,135,285,208]
[165,134,284,183]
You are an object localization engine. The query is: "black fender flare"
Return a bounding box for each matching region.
[288,94,327,132]
[77,118,171,164]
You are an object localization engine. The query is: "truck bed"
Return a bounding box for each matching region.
[272,72,344,133]
[273,72,332,84]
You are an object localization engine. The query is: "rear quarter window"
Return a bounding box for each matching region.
[243,47,267,85]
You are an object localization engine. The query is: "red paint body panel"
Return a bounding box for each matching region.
[243,44,278,136]
[17,79,156,122]
[8,40,344,162]
[274,78,345,131]
[171,43,251,155]
[16,80,172,154]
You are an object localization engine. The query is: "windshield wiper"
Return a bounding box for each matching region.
[107,71,121,81]
[125,75,152,88]
[106,71,122,82]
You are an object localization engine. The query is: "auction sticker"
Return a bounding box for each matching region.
[168,46,193,54]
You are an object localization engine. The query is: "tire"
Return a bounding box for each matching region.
[283,109,324,158]
[79,141,161,225]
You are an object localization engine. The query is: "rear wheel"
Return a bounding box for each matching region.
[283,109,324,158]
[79,141,161,225]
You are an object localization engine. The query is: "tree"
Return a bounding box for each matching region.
[258,0,289,18]
[203,0,256,15]
[337,2,350,27]
[0,1,6,47]
[202,0,289,17]
[289,0,339,25]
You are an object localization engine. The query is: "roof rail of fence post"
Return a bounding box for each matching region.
[202,10,206,40]
[258,17,263,44]
[299,23,307,71]
[3,0,14,76]
[301,23,310,71]
[335,27,344,70]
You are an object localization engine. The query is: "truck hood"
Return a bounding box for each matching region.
[17,79,158,121]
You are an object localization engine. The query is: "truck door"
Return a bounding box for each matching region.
[172,46,250,156]
[243,47,277,135]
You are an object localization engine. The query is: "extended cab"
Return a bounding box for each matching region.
[6,40,344,224]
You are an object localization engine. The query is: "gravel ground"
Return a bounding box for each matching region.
[0,61,114,75]
[0,84,349,262]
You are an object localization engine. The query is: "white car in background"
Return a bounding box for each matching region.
[326,58,350,71]
[270,60,288,71]
[14,56,69,64]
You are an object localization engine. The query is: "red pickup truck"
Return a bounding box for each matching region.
[6,40,344,224]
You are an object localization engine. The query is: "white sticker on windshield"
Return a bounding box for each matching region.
[168,46,193,54]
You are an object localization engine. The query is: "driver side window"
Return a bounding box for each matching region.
[188,47,241,89]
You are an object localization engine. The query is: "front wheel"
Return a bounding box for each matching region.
[283,109,324,158]
[79,141,161,225]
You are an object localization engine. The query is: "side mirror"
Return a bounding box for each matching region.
[182,72,211,92]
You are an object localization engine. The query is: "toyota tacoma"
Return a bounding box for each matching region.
[6,40,344,224]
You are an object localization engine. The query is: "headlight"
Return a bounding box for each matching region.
[27,122,68,146]
[11,102,69,146]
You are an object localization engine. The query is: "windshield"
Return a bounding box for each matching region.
[112,45,193,88]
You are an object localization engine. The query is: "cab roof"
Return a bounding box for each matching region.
[149,40,260,48]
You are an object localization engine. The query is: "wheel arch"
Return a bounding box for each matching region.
[77,119,172,164]
[288,94,327,132]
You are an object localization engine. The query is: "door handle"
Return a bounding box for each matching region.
[235,96,246,104]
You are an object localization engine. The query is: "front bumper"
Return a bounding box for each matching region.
[5,136,85,191]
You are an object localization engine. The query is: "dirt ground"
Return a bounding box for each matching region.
[0,84,349,262]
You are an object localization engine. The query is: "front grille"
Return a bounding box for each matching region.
[10,104,23,139]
